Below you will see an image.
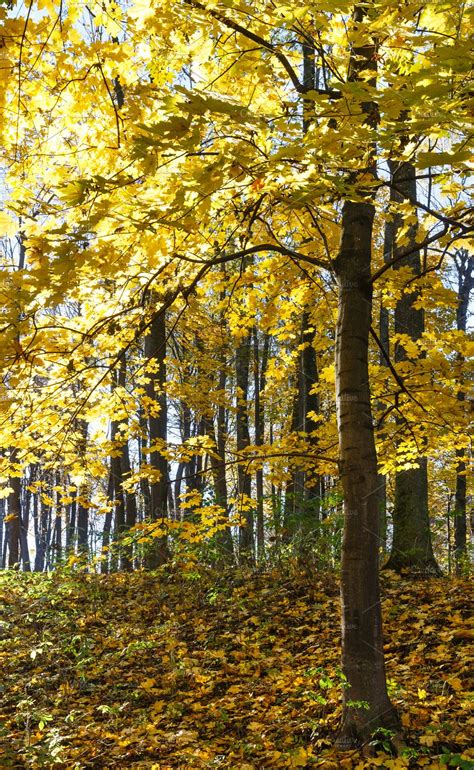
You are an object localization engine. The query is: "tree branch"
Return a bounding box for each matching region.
[185,0,341,98]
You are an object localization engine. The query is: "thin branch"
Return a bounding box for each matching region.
[369,325,429,415]
[185,0,341,97]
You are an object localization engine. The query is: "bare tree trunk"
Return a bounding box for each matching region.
[254,328,269,561]
[385,158,440,575]
[0,497,4,569]
[283,369,302,539]
[301,311,322,525]
[139,403,151,520]
[101,471,114,573]
[117,355,138,570]
[236,332,253,559]
[210,367,234,559]
[334,4,398,746]
[110,403,125,570]
[7,450,21,568]
[66,483,76,555]
[377,214,394,552]
[453,249,472,572]
[34,490,50,572]
[145,306,168,567]
[75,420,89,558]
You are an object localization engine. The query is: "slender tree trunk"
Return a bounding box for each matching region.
[377,214,394,551]
[301,311,322,525]
[7,450,21,568]
[0,497,4,569]
[334,5,399,746]
[139,403,151,520]
[22,468,32,572]
[117,355,138,570]
[211,367,234,559]
[385,158,439,575]
[453,249,472,572]
[101,471,114,574]
[1,524,8,570]
[76,494,88,556]
[35,492,50,572]
[254,328,269,561]
[66,484,76,555]
[145,305,168,567]
[110,401,125,570]
[236,332,253,559]
[283,370,302,538]
[301,42,323,530]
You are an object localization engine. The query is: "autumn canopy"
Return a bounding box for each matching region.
[0,0,472,765]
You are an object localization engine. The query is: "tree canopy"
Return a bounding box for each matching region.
[0,0,472,763]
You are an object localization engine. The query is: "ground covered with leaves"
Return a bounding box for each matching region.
[0,567,472,769]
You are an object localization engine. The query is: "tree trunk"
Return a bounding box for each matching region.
[7,450,21,568]
[236,332,253,559]
[0,497,4,569]
[334,4,399,747]
[118,355,138,571]
[101,471,114,574]
[144,305,168,567]
[66,483,76,555]
[377,213,394,552]
[384,159,439,575]
[76,420,89,557]
[283,375,301,539]
[453,249,472,572]
[301,311,323,525]
[254,328,269,561]
[34,492,50,572]
[211,367,234,559]
[110,401,125,570]
[335,198,399,746]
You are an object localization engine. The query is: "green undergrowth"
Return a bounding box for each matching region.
[0,566,472,768]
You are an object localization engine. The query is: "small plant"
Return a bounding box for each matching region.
[369,726,396,754]
[346,699,370,710]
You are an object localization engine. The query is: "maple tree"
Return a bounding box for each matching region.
[0,0,472,761]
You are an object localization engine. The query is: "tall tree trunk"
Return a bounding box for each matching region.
[66,483,76,555]
[254,328,269,561]
[385,158,439,575]
[236,332,253,559]
[76,420,89,558]
[334,4,399,746]
[453,249,472,572]
[110,398,125,570]
[117,355,138,571]
[22,468,32,572]
[284,315,320,540]
[335,199,399,745]
[145,305,168,567]
[139,403,151,520]
[283,374,301,539]
[0,497,4,569]
[210,367,234,559]
[34,487,50,573]
[301,311,323,525]
[377,213,394,552]
[101,471,114,574]
[8,455,21,569]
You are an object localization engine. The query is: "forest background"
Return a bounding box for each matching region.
[0,0,472,766]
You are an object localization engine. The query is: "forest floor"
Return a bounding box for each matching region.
[0,565,472,769]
